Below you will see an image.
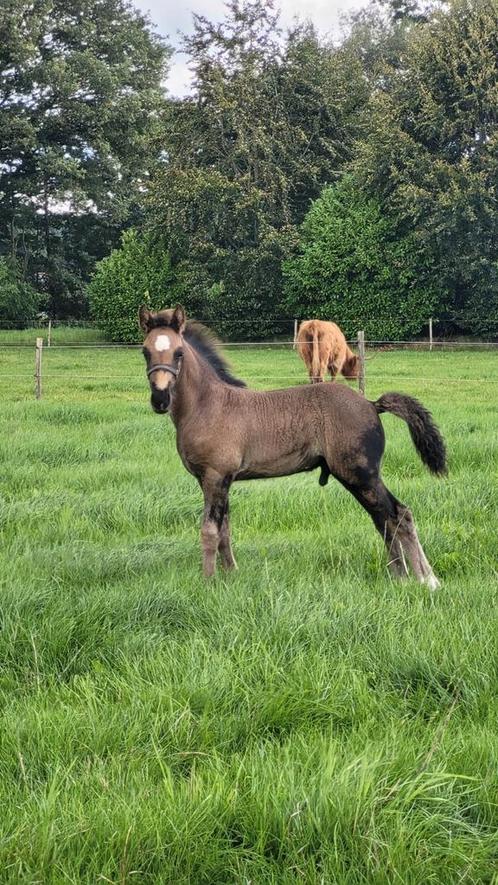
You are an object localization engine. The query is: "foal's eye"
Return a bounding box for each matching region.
[142,347,150,360]
[174,348,184,359]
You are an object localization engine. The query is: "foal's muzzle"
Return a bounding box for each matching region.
[150,388,170,414]
[147,363,178,414]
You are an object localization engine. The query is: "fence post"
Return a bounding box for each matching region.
[293,318,298,349]
[358,330,366,396]
[429,317,433,352]
[35,337,43,399]
[47,319,52,348]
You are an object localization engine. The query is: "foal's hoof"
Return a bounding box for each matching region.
[423,573,440,591]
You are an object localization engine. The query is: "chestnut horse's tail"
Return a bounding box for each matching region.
[311,326,321,382]
[374,393,447,476]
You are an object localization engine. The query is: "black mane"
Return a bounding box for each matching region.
[184,322,246,388]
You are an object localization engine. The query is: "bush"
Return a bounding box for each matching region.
[88,230,174,342]
[284,178,439,340]
[0,258,40,328]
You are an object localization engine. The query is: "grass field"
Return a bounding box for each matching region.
[0,325,106,346]
[0,343,497,883]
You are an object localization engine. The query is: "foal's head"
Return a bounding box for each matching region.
[139,305,186,413]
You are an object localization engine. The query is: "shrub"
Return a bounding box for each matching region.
[284,177,439,340]
[88,230,174,342]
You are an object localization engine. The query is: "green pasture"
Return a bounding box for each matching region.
[0,344,497,883]
[0,325,106,346]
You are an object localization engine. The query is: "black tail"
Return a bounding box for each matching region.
[374,393,447,476]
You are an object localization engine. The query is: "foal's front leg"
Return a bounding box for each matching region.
[200,470,231,577]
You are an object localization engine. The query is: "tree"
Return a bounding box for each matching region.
[355,0,498,334]
[0,0,171,317]
[88,229,174,342]
[284,177,438,339]
[148,1,366,338]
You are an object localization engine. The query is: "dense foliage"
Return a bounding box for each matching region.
[0,257,39,326]
[1,0,497,338]
[146,1,366,338]
[355,0,498,336]
[133,0,498,339]
[0,0,170,317]
[88,230,173,341]
[284,179,437,339]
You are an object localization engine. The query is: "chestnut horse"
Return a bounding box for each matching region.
[139,306,446,587]
[297,319,358,383]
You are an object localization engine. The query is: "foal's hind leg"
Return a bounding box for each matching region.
[346,478,439,587]
[344,479,409,579]
[390,504,440,589]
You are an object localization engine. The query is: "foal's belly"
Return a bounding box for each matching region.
[236,442,322,481]
[236,459,322,481]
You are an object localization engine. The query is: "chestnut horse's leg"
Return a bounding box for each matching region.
[199,470,232,577]
[317,354,329,383]
[327,358,340,382]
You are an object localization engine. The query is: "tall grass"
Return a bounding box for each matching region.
[0,346,497,882]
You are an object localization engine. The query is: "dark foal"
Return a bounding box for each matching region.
[139,305,446,586]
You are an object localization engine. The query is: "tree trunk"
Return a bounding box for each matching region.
[43,176,50,258]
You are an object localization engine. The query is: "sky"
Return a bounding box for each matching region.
[133,0,367,96]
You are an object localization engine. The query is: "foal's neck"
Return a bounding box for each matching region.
[170,343,219,425]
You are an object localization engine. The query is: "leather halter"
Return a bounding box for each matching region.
[147,363,179,379]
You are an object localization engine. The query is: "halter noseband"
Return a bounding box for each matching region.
[147,363,179,379]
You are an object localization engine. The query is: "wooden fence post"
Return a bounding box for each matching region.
[293,318,298,349]
[358,330,366,396]
[47,319,52,347]
[429,317,433,352]
[35,337,43,399]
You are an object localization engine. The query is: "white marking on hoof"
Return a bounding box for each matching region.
[423,573,440,591]
[155,334,171,352]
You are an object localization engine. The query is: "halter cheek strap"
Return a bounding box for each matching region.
[147,363,179,379]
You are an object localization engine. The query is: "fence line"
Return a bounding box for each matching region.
[1,331,497,400]
[1,339,498,349]
[2,374,497,383]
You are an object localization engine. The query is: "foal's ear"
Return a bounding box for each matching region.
[138,305,153,333]
[171,304,186,334]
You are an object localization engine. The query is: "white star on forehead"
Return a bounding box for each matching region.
[155,334,171,352]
